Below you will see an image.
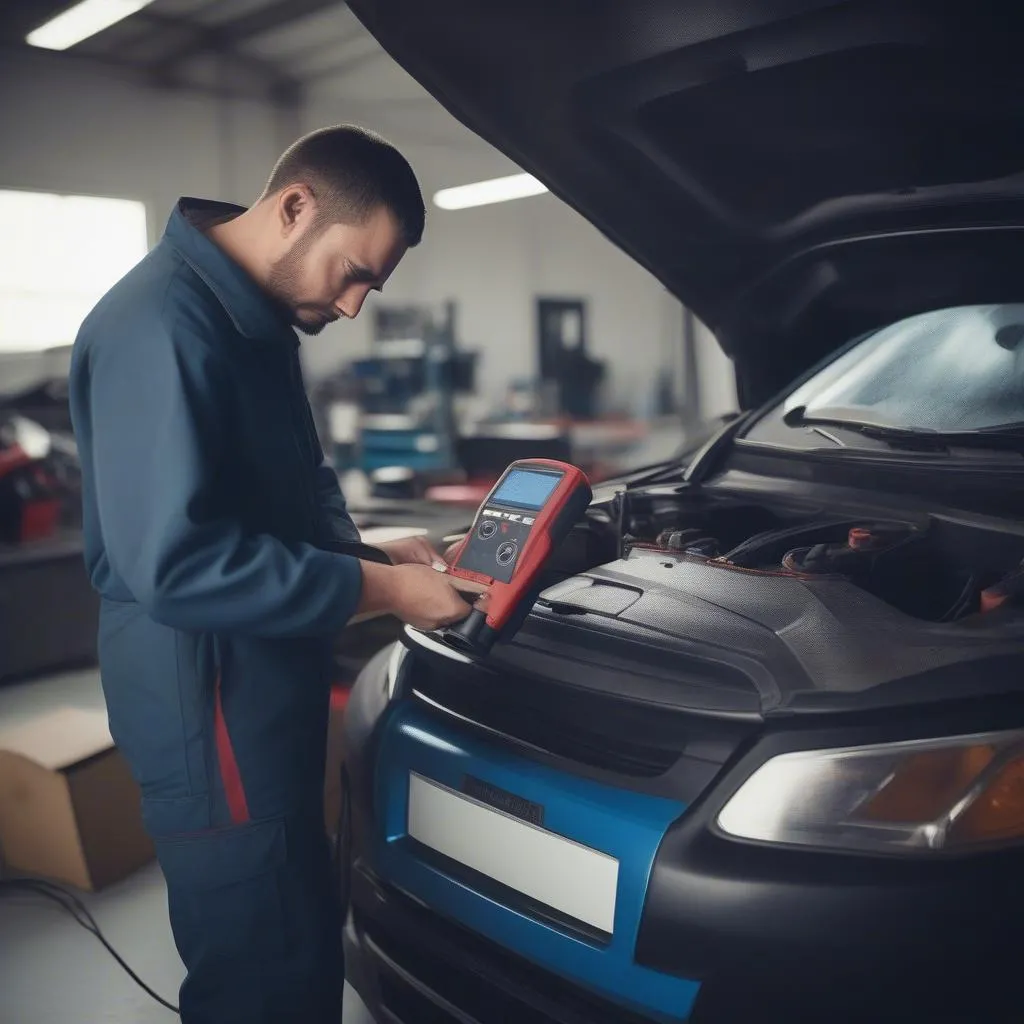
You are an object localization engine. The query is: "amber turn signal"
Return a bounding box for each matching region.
[948,754,1024,844]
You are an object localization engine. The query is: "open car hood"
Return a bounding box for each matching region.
[348,0,1024,404]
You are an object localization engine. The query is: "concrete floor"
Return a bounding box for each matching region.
[0,670,186,1024]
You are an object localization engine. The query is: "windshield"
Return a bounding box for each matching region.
[782,304,1024,433]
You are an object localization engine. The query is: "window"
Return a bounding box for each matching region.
[0,189,148,353]
[780,304,1024,433]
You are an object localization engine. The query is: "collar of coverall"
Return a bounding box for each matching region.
[164,197,299,346]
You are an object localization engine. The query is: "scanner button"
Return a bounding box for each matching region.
[496,541,518,566]
[478,519,498,539]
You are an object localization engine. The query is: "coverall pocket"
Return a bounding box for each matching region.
[155,816,287,887]
[154,817,290,968]
[154,816,343,1023]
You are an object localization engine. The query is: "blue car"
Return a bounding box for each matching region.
[340,1,1024,1020]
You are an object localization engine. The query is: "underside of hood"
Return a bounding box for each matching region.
[348,0,1024,404]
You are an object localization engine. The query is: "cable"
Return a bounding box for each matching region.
[0,878,180,1015]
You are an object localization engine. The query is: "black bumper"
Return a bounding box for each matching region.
[343,652,1024,1023]
[344,852,1023,1024]
[343,862,660,1024]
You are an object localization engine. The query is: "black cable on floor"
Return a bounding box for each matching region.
[0,878,180,1015]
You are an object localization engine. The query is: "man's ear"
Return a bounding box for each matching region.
[276,185,315,237]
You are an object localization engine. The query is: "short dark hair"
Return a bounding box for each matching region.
[261,125,425,247]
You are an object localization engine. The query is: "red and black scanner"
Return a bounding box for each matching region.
[441,459,592,653]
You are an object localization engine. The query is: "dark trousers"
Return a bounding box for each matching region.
[154,814,343,1023]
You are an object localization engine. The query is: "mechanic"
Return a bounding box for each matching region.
[67,125,488,1024]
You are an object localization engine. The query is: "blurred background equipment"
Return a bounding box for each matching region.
[353,301,472,479]
[0,396,96,686]
[311,300,480,498]
[536,298,605,420]
[0,411,95,684]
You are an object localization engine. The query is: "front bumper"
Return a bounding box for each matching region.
[361,697,699,1020]
[343,645,1024,1023]
[343,862,670,1024]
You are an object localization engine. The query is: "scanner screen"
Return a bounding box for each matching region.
[491,469,561,510]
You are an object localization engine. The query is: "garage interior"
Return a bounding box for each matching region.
[0,1,737,1021]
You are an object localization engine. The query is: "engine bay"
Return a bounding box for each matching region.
[553,483,1024,626]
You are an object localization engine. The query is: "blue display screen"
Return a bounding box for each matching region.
[491,469,561,510]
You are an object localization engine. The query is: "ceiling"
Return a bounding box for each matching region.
[0,0,435,109]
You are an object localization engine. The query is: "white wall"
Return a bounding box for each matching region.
[0,51,738,420]
[0,48,290,245]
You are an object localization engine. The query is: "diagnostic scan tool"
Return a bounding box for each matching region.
[442,459,592,653]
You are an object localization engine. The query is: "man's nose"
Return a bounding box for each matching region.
[334,288,369,321]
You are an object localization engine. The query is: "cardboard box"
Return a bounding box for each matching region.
[0,707,154,891]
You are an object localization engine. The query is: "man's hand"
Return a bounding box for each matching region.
[357,560,489,631]
[442,538,465,565]
[376,535,447,569]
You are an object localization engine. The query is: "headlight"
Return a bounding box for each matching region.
[716,730,1024,855]
[386,642,409,700]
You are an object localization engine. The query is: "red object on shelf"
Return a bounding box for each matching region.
[20,499,60,542]
[0,445,31,480]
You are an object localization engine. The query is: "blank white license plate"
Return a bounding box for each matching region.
[406,772,619,934]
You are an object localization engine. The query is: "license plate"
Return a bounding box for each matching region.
[406,772,619,934]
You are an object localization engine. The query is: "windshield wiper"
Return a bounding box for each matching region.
[784,406,1024,454]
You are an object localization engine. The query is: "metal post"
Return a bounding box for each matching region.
[681,304,701,436]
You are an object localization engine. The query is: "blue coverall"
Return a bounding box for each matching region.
[68,198,365,1023]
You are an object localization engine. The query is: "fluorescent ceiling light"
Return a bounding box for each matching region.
[433,173,548,211]
[26,0,155,51]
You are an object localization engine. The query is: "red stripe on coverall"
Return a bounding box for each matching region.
[214,672,250,824]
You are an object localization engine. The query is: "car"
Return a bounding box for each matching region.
[338,2,1024,1021]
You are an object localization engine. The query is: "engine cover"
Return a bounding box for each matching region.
[484,549,1024,716]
